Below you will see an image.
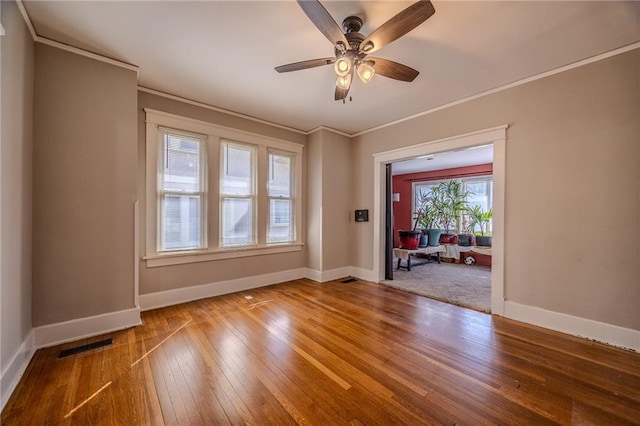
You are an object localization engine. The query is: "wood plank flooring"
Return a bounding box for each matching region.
[2,278,639,425]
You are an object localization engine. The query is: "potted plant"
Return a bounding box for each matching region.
[398,198,424,249]
[398,230,421,249]
[410,191,430,247]
[433,180,469,244]
[412,218,429,248]
[457,214,474,247]
[466,205,493,247]
[413,190,442,247]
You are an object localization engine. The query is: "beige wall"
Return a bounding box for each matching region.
[320,130,352,271]
[32,44,138,326]
[3,2,635,352]
[137,91,307,294]
[306,129,352,273]
[306,131,323,271]
[1,0,33,370]
[352,49,640,330]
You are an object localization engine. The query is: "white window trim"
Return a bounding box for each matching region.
[157,127,208,252]
[267,149,296,244]
[144,109,304,268]
[219,140,257,248]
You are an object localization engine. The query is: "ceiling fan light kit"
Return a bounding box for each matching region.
[275,0,436,101]
[336,73,352,90]
[334,56,352,76]
[357,62,375,84]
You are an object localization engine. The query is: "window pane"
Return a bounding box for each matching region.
[222,143,253,196]
[162,133,201,192]
[222,198,254,245]
[414,183,437,209]
[269,152,291,197]
[268,199,292,243]
[464,179,493,234]
[466,181,491,211]
[161,195,202,250]
[413,183,437,229]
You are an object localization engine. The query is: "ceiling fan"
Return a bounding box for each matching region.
[275,0,436,101]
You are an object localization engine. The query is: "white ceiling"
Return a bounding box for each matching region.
[22,1,640,135]
[392,143,493,175]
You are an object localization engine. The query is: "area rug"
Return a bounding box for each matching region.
[382,261,491,312]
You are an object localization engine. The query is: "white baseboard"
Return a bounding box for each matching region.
[346,270,639,351]
[504,301,639,352]
[349,267,378,283]
[3,271,637,416]
[33,307,142,349]
[140,266,360,310]
[1,330,35,411]
[304,266,352,283]
[139,266,636,349]
[139,268,307,311]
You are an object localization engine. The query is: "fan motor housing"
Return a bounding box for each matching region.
[341,16,365,51]
[342,16,363,33]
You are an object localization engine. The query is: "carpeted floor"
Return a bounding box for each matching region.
[382,260,491,312]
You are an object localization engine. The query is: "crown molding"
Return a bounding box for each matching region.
[16,0,138,75]
[35,36,139,74]
[352,42,640,137]
[15,0,640,139]
[138,86,307,135]
[138,87,351,138]
[305,125,352,138]
[15,0,36,39]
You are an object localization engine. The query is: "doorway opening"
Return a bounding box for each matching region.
[384,146,494,312]
[372,126,507,315]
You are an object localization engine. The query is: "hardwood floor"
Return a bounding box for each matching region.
[2,278,639,425]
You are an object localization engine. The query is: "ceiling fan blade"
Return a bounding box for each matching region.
[359,0,435,55]
[368,57,419,82]
[297,0,349,48]
[275,57,336,73]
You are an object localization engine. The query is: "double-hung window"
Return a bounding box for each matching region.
[268,150,295,243]
[158,130,207,252]
[220,141,256,247]
[145,109,303,267]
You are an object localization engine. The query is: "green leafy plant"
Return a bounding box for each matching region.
[466,205,493,236]
[412,191,438,231]
[432,180,469,233]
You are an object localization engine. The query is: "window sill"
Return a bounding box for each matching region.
[143,243,304,268]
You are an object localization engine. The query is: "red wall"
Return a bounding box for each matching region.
[392,163,493,247]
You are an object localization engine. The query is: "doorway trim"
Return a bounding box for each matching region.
[372,125,508,315]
